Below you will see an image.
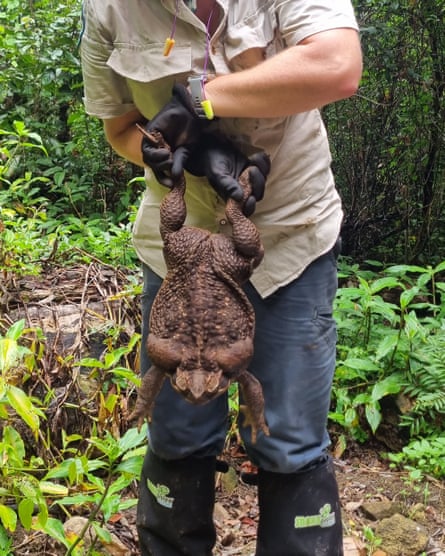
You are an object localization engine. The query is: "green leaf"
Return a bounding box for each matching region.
[116,456,144,476]
[375,333,399,360]
[39,517,70,548]
[345,407,358,428]
[13,121,26,135]
[107,368,141,386]
[369,276,402,294]
[0,339,19,372]
[2,426,25,464]
[353,392,371,406]
[16,478,38,500]
[18,498,34,530]
[5,320,25,341]
[77,357,104,369]
[6,386,40,432]
[55,494,97,507]
[343,358,380,372]
[371,375,402,402]
[104,393,118,413]
[403,311,423,340]
[400,287,420,309]
[117,498,138,512]
[44,459,76,481]
[117,424,148,455]
[104,346,130,368]
[365,401,382,434]
[433,261,445,274]
[0,505,17,532]
[0,522,13,554]
[33,500,48,529]
[386,264,429,276]
[92,522,112,544]
[39,481,69,496]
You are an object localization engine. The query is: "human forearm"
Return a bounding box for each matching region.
[205,29,363,118]
[103,109,147,167]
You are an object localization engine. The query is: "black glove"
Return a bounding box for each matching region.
[184,133,271,216]
[141,83,208,187]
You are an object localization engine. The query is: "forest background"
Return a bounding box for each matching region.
[0,0,444,553]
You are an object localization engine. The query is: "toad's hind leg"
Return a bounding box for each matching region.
[238,369,270,444]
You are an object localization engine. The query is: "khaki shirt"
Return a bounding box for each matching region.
[80,0,358,298]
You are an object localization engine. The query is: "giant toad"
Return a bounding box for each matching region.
[130,130,270,443]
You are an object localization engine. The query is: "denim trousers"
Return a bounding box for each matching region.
[140,248,338,473]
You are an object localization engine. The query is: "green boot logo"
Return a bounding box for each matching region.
[294,503,336,530]
[147,477,175,509]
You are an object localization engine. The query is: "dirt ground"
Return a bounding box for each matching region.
[10,441,444,556]
[211,440,445,556]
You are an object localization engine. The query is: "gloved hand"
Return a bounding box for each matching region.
[183,133,271,216]
[141,83,208,187]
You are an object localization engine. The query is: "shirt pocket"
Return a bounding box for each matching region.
[106,42,193,118]
[224,4,278,71]
[107,42,193,83]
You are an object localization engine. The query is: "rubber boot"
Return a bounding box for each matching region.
[137,449,216,555]
[256,456,343,556]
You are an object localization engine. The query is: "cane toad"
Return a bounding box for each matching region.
[130,130,270,443]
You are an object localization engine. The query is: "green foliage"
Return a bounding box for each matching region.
[0,0,144,227]
[0,425,51,532]
[325,0,445,262]
[0,323,145,551]
[362,525,382,554]
[401,334,445,436]
[0,321,51,534]
[0,523,13,555]
[0,320,45,433]
[47,427,145,520]
[332,259,445,443]
[0,122,140,272]
[388,436,445,478]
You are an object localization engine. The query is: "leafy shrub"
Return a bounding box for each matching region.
[0,122,140,271]
[0,318,145,550]
[0,0,143,224]
[388,436,445,478]
[332,259,445,443]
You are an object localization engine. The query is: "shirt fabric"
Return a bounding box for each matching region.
[80,0,358,298]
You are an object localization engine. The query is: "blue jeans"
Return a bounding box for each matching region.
[140,248,338,473]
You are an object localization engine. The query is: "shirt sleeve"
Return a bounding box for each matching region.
[80,0,136,119]
[275,0,359,46]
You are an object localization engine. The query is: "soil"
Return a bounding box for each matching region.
[3,264,445,555]
[9,440,445,556]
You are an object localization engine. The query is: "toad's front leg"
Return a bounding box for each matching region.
[225,167,264,266]
[129,365,166,430]
[137,125,187,237]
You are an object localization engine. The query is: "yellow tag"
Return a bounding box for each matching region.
[201,99,214,120]
[163,38,175,56]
